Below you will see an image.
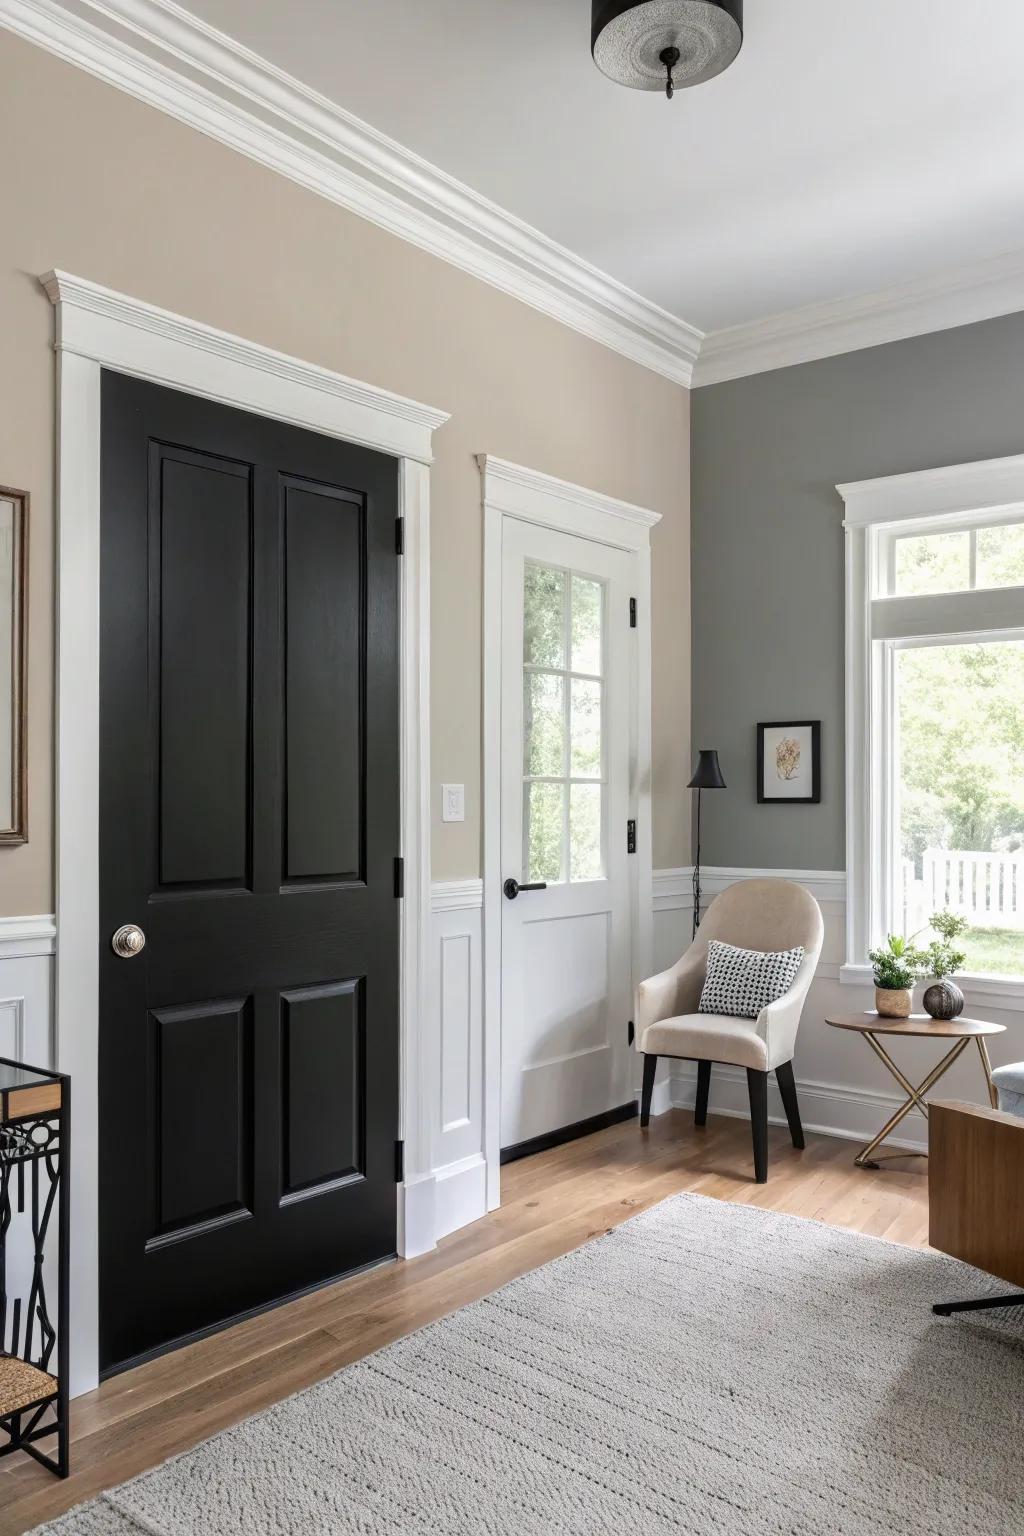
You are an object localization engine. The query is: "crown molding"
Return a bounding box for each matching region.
[693,249,1024,387]
[9,0,1024,391]
[0,0,702,388]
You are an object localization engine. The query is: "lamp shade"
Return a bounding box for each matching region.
[687,749,726,790]
[591,1,743,94]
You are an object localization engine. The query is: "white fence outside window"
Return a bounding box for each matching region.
[903,850,1024,933]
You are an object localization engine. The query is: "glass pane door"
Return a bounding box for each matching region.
[522,562,606,884]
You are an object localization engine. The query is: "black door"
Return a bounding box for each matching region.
[98,371,400,1373]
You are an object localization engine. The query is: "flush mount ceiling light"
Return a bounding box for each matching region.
[592,1,743,99]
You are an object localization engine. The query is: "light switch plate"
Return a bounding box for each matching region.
[441,784,465,823]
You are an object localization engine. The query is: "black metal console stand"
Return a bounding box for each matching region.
[0,1055,70,1478]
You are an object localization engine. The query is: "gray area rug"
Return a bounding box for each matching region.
[37,1194,1024,1535]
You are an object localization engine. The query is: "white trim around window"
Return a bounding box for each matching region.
[839,452,1024,996]
[44,270,448,1395]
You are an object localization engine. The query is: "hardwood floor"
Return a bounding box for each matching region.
[0,1110,928,1534]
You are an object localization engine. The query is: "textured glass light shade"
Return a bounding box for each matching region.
[592,1,743,93]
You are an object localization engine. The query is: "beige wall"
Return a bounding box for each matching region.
[0,31,690,915]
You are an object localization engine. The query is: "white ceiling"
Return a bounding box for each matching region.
[182,0,1024,335]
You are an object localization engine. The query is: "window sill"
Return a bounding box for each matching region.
[840,962,1024,1014]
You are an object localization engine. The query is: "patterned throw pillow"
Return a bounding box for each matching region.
[698,940,804,1020]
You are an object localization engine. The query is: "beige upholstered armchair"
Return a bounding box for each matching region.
[637,879,824,1182]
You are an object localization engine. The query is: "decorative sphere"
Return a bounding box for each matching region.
[923,980,965,1020]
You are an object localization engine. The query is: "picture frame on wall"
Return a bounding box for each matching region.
[0,485,28,845]
[757,720,820,805]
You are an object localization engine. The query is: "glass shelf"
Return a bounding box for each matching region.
[0,1060,59,1093]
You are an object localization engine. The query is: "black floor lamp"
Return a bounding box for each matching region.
[688,750,726,938]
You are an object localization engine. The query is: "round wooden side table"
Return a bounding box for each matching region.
[824,1012,1006,1169]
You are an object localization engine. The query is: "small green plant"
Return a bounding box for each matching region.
[920,909,969,979]
[869,909,970,989]
[868,932,925,991]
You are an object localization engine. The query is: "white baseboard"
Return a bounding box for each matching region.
[399,1173,437,1260]
[668,1062,927,1154]
[399,1152,488,1258]
[640,1075,674,1119]
[434,1153,488,1241]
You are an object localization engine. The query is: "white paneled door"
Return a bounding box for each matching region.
[500,517,635,1151]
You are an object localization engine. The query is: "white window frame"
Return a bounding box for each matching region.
[839,452,1024,1010]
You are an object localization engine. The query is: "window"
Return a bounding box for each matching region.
[841,458,1024,990]
[522,561,605,884]
[893,520,1024,596]
[896,639,1024,978]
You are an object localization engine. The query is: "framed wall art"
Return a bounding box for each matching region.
[757,720,820,805]
[0,485,28,844]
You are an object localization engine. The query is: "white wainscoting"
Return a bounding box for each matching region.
[403,880,486,1256]
[0,915,56,1066]
[652,867,1023,1154]
[429,879,485,1242]
[8,874,1021,1278]
[0,917,57,1321]
[0,898,484,1270]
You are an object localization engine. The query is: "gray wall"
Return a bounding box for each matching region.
[691,310,1024,871]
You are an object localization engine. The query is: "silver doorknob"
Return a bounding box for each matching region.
[111,924,146,958]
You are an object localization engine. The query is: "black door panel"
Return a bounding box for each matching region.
[99,372,400,1372]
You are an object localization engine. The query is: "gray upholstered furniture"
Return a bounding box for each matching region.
[991,1061,1024,1118]
[636,878,824,1182]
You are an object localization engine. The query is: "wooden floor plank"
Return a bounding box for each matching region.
[0,1110,928,1534]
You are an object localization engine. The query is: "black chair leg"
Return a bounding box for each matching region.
[695,1060,711,1127]
[775,1060,805,1150]
[933,1292,1024,1317]
[640,1054,658,1127]
[747,1068,768,1183]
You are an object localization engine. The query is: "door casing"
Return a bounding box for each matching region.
[479,455,659,1212]
[45,269,449,1396]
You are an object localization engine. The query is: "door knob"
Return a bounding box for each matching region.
[111,923,146,958]
[503,878,548,900]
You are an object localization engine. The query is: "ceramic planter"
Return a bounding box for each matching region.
[923,979,965,1020]
[875,985,912,1019]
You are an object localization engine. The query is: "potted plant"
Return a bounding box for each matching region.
[920,910,969,1019]
[868,933,924,1018]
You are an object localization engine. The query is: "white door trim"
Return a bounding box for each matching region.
[43,269,449,1395]
[478,455,658,1210]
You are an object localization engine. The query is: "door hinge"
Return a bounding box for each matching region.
[627,1019,635,1047]
[626,819,636,854]
[395,516,405,555]
[629,597,637,628]
[394,856,404,898]
[394,1139,405,1183]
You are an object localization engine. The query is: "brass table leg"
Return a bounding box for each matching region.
[976,1034,998,1109]
[854,1033,973,1169]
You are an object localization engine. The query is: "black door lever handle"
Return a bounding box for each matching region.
[503,878,548,900]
